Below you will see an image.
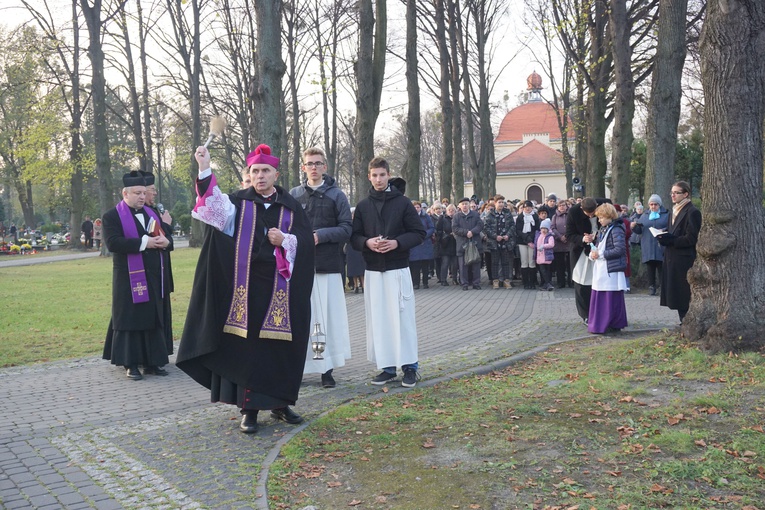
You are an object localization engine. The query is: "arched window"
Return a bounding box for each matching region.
[527,185,543,204]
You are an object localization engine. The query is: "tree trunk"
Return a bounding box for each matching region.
[352,0,386,201]
[608,0,634,205]
[644,0,688,206]
[118,8,148,173]
[284,0,302,188]
[449,0,463,203]
[80,0,114,223]
[137,0,154,176]
[585,0,610,199]
[434,0,453,201]
[684,0,765,352]
[68,0,86,251]
[402,0,421,199]
[252,0,287,159]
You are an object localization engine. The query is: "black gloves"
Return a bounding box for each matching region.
[656,233,675,246]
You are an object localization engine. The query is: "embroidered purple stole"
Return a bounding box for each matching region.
[223,200,294,341]
[116,201,163,304]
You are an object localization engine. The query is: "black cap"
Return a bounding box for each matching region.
[140,171,155,186]
[122,171,146,187]
[459,197,470,204]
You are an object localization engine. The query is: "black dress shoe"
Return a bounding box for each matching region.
[143,366,168,376]
[240,412,259,434]
[126,366,143,380]
[270,406,304,424]
[321,370,336,388]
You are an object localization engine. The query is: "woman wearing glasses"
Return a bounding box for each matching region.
[656,181,702,324]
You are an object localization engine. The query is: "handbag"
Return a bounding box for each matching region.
[572,249,594,286]
[463,239,480,266]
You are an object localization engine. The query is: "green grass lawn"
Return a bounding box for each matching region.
[0,248,200,367]
[270,336,765,509]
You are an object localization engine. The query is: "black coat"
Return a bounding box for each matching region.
[289,174,352,273]
[350,178,426,272]
[102,204,173,331]
[177,184,314,407]
[660,202,701,312]
[515,212,541,245]
[436,214,457,257]
[565,198,611,266]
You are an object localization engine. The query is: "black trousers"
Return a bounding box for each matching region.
[409,260,429,285]
[539,264,552,286]
[644,260,662,287]
[574,282,592,320]
[553,251,570,285]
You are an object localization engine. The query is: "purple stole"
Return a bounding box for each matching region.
[116,201,163,304]
[223,200,294,341]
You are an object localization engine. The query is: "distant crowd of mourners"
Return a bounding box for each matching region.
[346,185,700,335]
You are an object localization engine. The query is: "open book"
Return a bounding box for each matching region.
[649,227,667,237]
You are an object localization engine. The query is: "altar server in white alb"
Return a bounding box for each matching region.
[350,157,426,388]
[289,147,353,388]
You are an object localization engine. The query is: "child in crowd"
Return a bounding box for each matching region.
[535,219,555,291]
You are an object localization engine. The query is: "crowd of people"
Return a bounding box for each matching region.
[102,140,700,435]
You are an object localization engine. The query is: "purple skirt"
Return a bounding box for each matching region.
[588,290,628,334]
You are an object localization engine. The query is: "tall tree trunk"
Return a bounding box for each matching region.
[137,0,154,176]
[434,0,453,201]
[118,9,147,172]
[68,0,86,251]
[80,0,115,223]
[252,0,287,159]
[166,0,203,245]
[585,0,610,198]
[284,0,302,188]
[352,0,386,200]
[449,0,463,203]
[608,0,634,204]
[684,0,765,352]
[644,0,688,206]
[401,0,421,199]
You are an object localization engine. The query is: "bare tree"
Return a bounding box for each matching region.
[524,0,576,198]
[283,0,312,187]
[684,0,765,352]
[644,0,692,204]
[608,0,635,205]
[80,0,127,221]
[159,0,204,245]
[352,0,386,200]
[400,0,421,199]
[21,0,93,249]
[252,0,287,155]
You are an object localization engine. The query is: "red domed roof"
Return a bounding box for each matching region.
[495,101,573,143]
[527,71,542,90]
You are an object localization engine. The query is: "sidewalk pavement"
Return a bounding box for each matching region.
[0,275,677,510]
[0,240,189,269]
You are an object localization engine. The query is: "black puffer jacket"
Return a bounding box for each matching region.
[350,178,426,272]
[289,174,352,273]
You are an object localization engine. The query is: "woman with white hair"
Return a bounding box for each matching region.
[631,194,669,296]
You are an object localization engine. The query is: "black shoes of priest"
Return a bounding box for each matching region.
[270,407,304,425]
[240,412,259,434]
[143,366,168,376]
[125,365,168,380]
[126,366,143,380]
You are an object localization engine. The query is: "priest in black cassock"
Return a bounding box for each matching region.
[176,144,314,434]
[103,171,174,380]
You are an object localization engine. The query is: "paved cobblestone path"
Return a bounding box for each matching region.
[0,256,677,509]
